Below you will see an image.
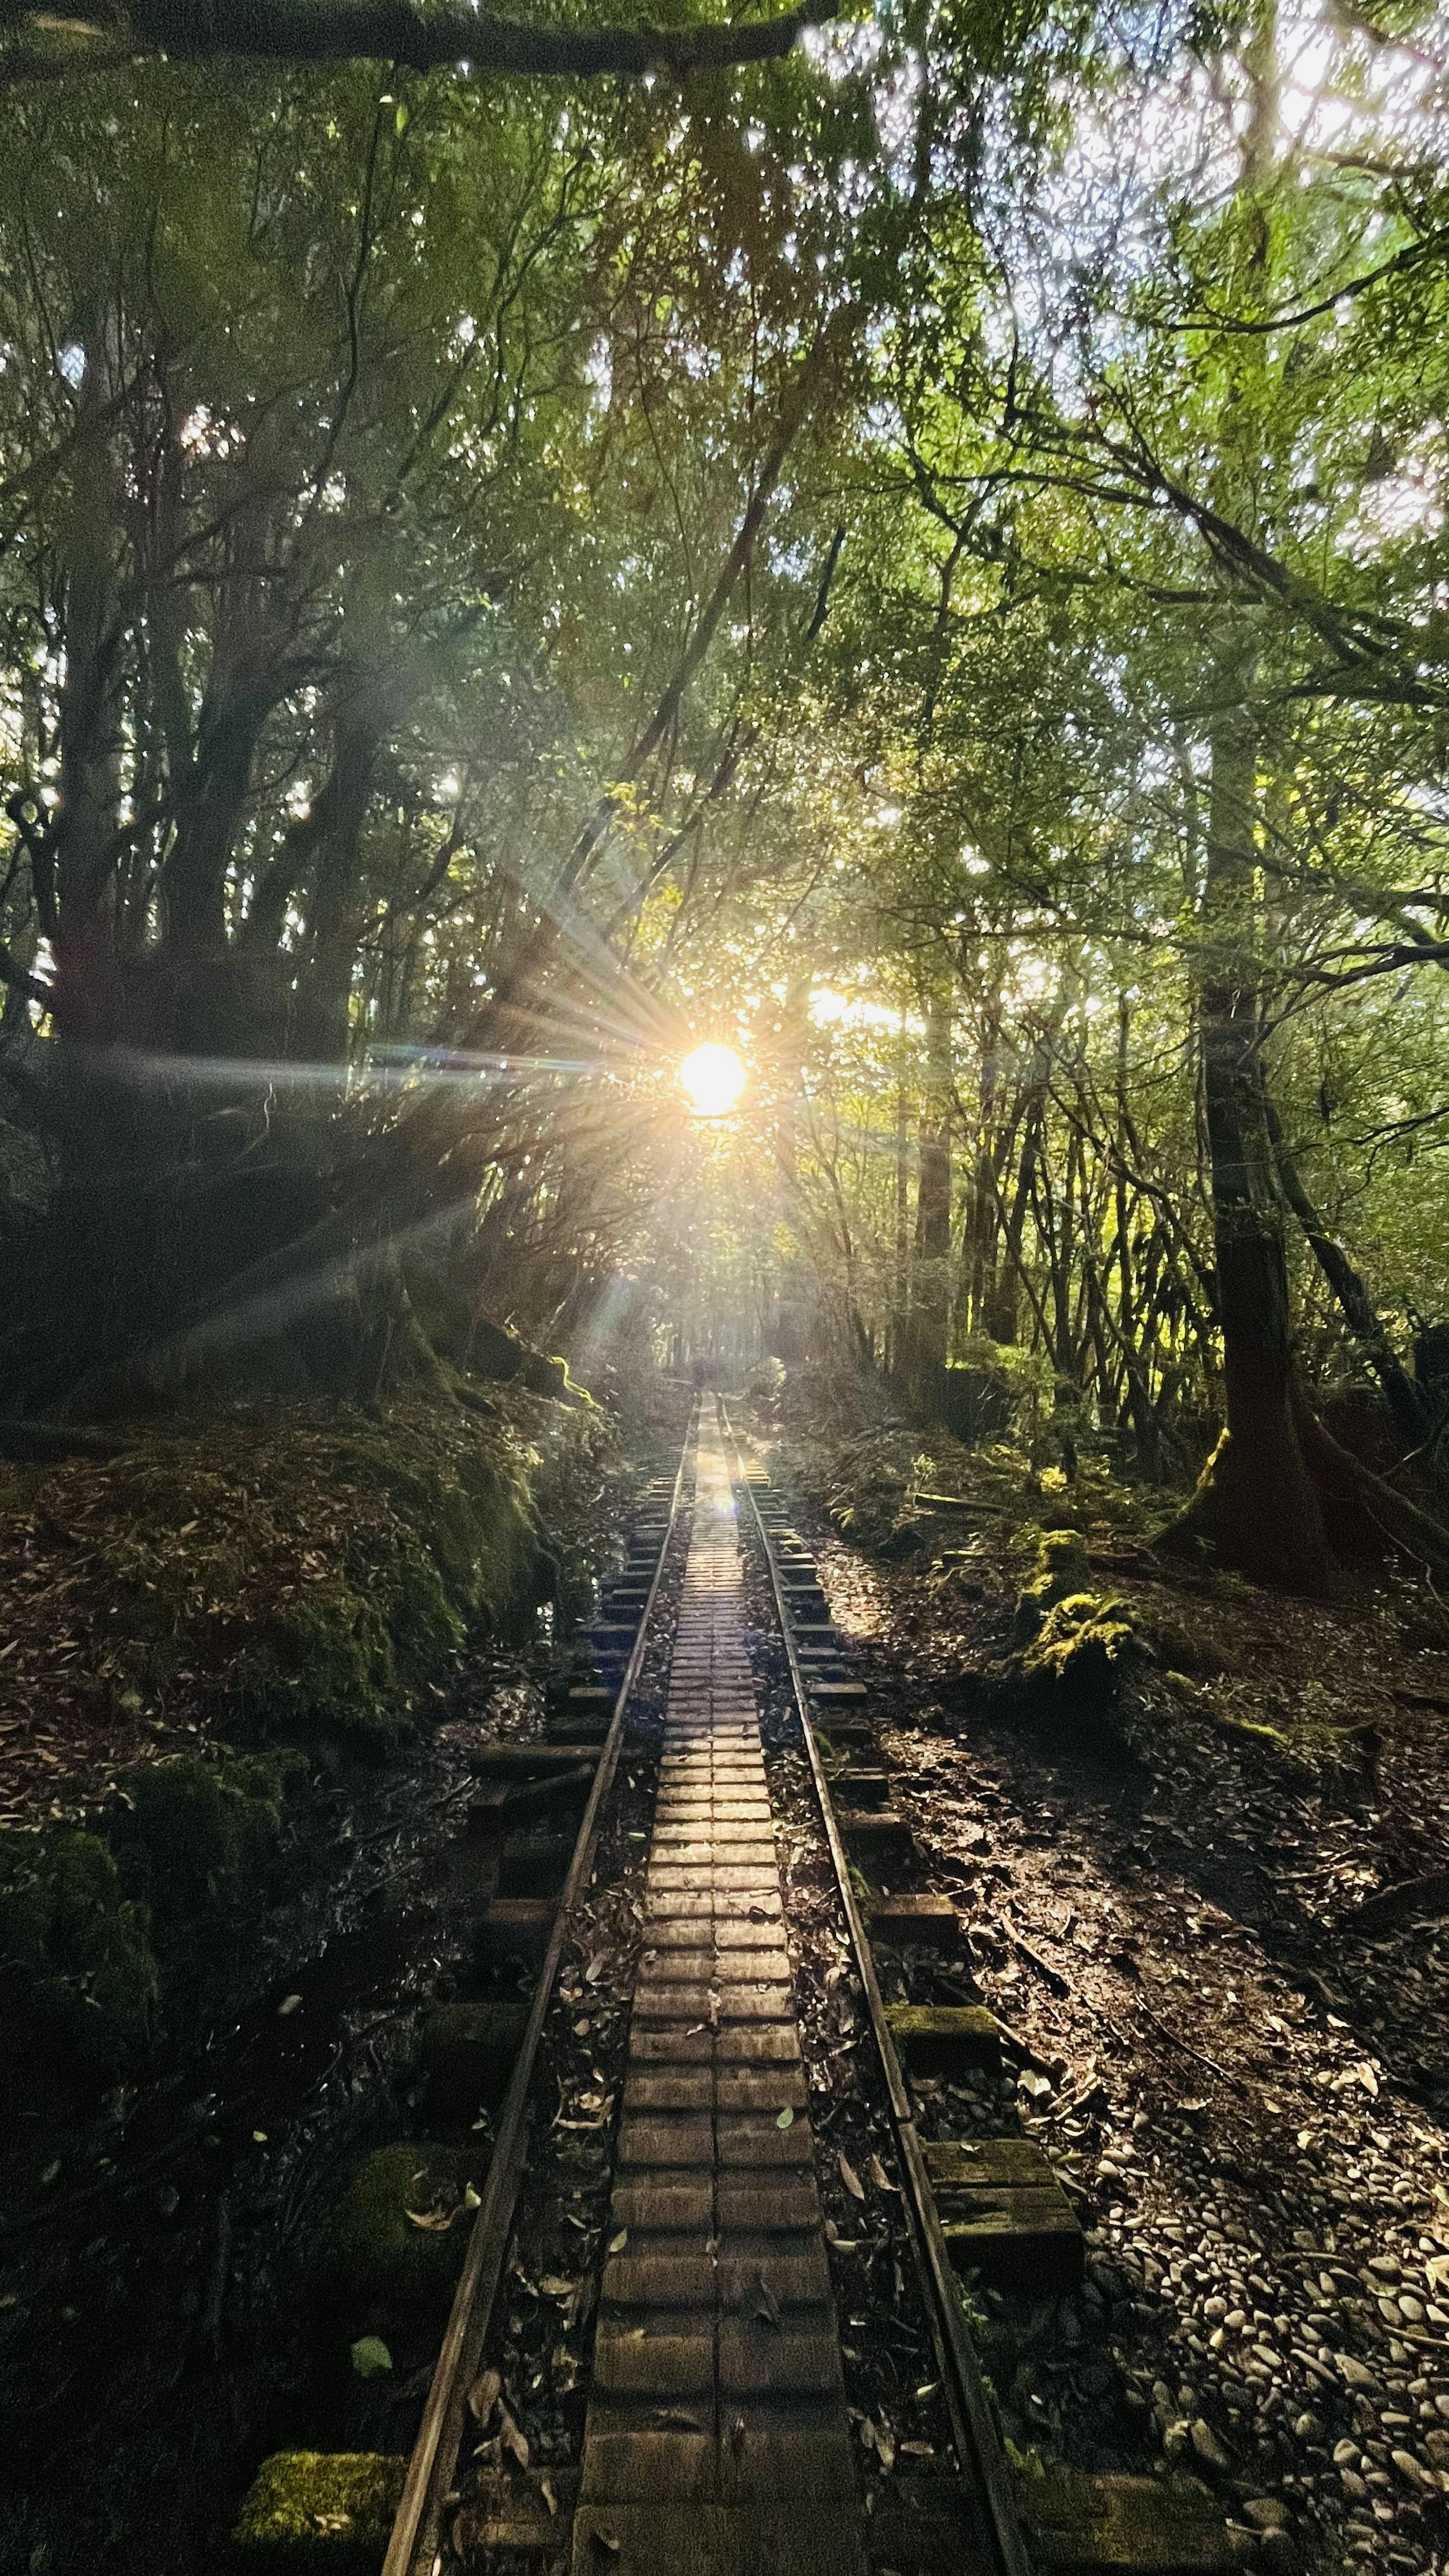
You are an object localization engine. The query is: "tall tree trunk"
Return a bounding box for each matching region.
[909,977,952,1413]
[891,1008,910,1378]
[1266,1097,1435,1461]
[1174,679,1331,1585]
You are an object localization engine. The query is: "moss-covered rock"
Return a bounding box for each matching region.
[233,2451,406,2564]
[0,1825,158,2049]
[1018,1592,1136,1728]
[1013,1529,1092,1640]
[322,2141,481,2312]
[112,1747,307,1912]
[420,1999,528,2117]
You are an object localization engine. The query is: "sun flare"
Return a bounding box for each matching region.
[679,1041,747,1118]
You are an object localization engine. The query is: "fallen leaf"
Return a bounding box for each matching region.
[653,2408,703,2430]
[277,1993,303,2017]
[868,2154,895,2193]
[463,2183,481,2210]
[591,2529,621,2556]
[585,1953,608,1985]
[405,2206,455,2232]
[608,2228,629,2255]
[776,2107,795,2131]
[876,2422,896,2473]
[541,2476,558,2518]
[838,2150,866,2201]
[754,2270,781,2328]
[467,2367,502,2427]
[540,2275,575,2299]
[351,2336,392,2380]
[499,2405,530,2470]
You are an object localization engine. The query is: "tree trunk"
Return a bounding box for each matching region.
[909,979,952,1414]
[890,1009,909,1378]
[1266,1097,1435,1461]
[1172,680,1332,1587]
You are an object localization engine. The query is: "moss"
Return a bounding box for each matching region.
[233,2452,406,2561]
[112,1747,307,1911]
[1018,1592,1135,1725]
[420,1998,528,2116]
[321,2141,481,2312]
[1,1396,577,1799]
[0,1825,158,2047]
[1013,1528,1092,1640]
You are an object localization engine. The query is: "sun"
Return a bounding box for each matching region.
[679,1040,747,1117]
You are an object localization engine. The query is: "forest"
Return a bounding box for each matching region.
[1,1,1448,2570]
[2,0,1446,1590]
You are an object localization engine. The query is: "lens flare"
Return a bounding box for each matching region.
[679,1041,747,1117]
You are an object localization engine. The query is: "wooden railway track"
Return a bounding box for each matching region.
[233,1399,1236,2576]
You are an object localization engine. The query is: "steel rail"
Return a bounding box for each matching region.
[718,1399,1032,2576]
[383,1403,698,2576]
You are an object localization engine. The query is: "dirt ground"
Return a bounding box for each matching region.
[768,1424,1449,2576]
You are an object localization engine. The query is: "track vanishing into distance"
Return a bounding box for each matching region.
[237,1401,1238,2576]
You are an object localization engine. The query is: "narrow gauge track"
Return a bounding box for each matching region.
[249,1399,1234,2576]
[380,1412,698,2576]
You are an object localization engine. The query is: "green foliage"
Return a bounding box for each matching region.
[0,1826,158,2044]
[1012,1529,1092,1639]
[1018,1593,1137,1722]
[112,1748,307,1913]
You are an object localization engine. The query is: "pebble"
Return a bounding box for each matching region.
[1241,2498,1288,2531]
[1190,2418,1231,2471]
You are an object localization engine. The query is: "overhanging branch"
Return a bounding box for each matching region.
[0,0,838,82]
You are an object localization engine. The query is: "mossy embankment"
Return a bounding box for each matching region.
[759,1365,1441,1778]
[0,1384,612,2068]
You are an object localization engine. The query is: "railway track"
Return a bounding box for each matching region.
[233,1401,1237,2576]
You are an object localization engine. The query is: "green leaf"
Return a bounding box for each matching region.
[776,2106,794,2129]
[351,2335,393,2379]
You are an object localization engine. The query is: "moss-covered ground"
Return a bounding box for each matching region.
[765,1360,1449,1788]
[0,1383,613,2053]
[233,2451,406,2559]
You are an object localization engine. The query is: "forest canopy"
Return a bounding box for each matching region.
[0,0,1446,1590]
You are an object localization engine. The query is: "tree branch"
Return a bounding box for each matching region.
[0,0,837,83]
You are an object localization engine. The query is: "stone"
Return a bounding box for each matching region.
[1241,2500,1289,2531]
[1190,2420,1231,2473]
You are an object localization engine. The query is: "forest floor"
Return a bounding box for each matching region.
[0,1376,683,2576]
[772,1401,1449,2576]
